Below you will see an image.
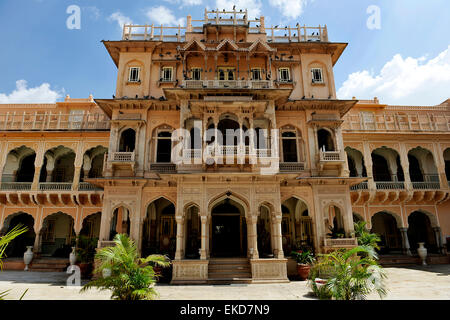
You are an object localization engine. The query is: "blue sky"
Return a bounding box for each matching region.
[0,0,449,105]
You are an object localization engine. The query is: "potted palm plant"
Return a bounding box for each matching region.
[291,250,315,280]
[76,235,98,279]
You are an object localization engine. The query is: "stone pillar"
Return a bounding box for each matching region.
[399,228,412,256]
[433,227,444,254]
[200,215,207,260]
[247,215,259,259]
[72,166,82,191]
[98,201,111,243]
[362,141,376,189]
[399,143,412,189]
[175,216,185,260]
[273,215,284,258]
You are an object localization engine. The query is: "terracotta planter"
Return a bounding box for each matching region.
[297,264,311,280]
[79,263,93,279]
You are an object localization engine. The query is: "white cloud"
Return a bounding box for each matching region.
[164,0,203,6]
[215,0,262,20]
[146,6,185,26]
[108,11,133,29]
[269,0,310,19]
[337,45,450,105]
[83,6,100,20]
[0,80,62,104]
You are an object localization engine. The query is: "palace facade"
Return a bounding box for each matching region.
[1,9,449,283]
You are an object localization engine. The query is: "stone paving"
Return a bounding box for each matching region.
[0,265,449,300]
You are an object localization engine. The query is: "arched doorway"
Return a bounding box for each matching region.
[80,212,101,240]
[156,132,172,163]
[210,198,247,257]
[1,212,35,257]
[141,198,176,258]
[218,118,240,146]
[281,197,313,253]
[407,211,437,253]
[185,205,201,259]
[40,212,76,257]
[1,146,36,184]
[119,128,136,152]
[109,206,131,240]
[257,205,273,258]
[371,212,402,254]
[317,128,335,151]
[325,205,344,238]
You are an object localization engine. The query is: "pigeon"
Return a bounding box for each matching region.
[112,95,115,99]
[233,5,236,10]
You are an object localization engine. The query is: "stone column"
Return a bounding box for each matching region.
[175,216,185,260]
[247,215,259,259]
[200,215,208,260]
[362,141,376,189]
[72,166,82,191]
[399,143,412,189]
[399,227,412,256]
[273,215,284,259]
[433,227,443,254]
[98,201,111,243]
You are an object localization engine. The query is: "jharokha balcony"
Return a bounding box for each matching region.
[181,80,273,89]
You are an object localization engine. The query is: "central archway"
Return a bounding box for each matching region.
[210,198,247,257]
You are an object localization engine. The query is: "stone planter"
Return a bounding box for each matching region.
[297,264,311,281]
[23,246,34,271]
[69,247,77,265]
[417,242,427,266]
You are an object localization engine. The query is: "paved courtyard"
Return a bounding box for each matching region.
[0,265,449,300]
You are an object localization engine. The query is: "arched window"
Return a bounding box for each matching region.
[218,118,240,146]
[156,131,172,163]
[317,129,335,151]
[282,131,298,162]
[119,129,136,152]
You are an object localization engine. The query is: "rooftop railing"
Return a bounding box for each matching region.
[122,8,328,43]
[343,112,450,132]
[0,111,110,131]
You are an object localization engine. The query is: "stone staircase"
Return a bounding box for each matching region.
[208,258,252,284]
[29,257,70,272]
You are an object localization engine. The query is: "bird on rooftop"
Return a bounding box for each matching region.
[285,26,287,29]
[112,95,115,99]
[233,5,236,10]
[223,9,225,12]
[256,18,259,21]
[288,55,293,59]
[274,25,278,28]
[296,23,299,27]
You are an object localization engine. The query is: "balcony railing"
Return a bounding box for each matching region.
[39,182,73,191]
[78,182,103,191]
[0,182,32,191]
[150,163,177,173]
[110,152,135,162]
[375,181,405,190]
[279,162,305,172]
[181,80,272,89]
[320,151,342,161]
[412,182,441,190]
[350,182,368,191]
[0,112,110,131]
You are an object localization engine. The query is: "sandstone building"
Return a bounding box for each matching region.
[1,9,449,283]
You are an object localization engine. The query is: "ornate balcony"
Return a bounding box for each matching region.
[181,80,272,89]
[319,151,342,161]
[279,162,305,172]
[0,182,32,191]
[150,163,177,173]
[110,152,135,162]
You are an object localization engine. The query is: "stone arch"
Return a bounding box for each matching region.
[40,145,76,183]
[145,195,177,214]
[2,146,37,183]
[208,191,249,215]
[317,127,336,151]
[282,196,313,253]
[0,212,36,257]
[183,201,201,215]
[79,211,101,239]
[123,59,145,81]
[406,209,438,228]
[39,212,76,257]
[371,211,403,254]
[141,196,176,257]
[407,210,438,253]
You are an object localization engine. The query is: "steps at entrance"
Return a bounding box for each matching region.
[208,258,252,284]
[30,258,70,272]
